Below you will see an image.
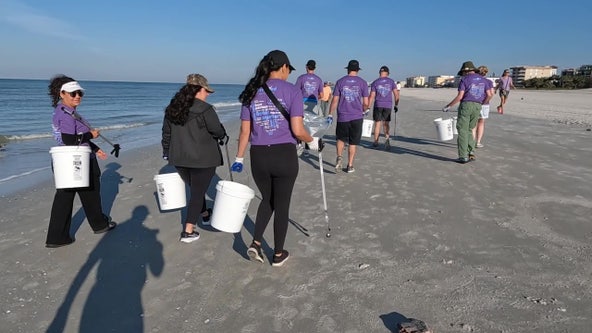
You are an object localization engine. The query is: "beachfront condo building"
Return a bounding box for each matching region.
[428,75,455,87]
[509,65,558,87]
[406,76,426,88]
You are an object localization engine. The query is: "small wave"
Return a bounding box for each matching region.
[213,101,242,108]
[0,166,50,183]
[100,122,148,130]
[1,122,150,141]
[4,133,53,140]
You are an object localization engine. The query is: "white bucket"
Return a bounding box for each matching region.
[452,117,458,135]
[154,173,186,210]
[211,180,255,233]
[361,119,374,138]
[433,118,454,141]
[49,145,91,189]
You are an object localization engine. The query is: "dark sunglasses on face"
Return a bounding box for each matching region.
[63,90,84,97]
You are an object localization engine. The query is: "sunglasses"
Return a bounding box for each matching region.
[63,90,85,97]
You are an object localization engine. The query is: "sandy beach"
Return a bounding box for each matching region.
[1,88,591,333]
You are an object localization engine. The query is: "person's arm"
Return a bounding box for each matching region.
[444,90,465,109]
[290,116,313,143]
[362,96,369,111]
[236,120,251,158]
[328,95,339,116]
[393,88,400,107]
[203,106,226,139]
[510,79,516,90]
[368,91,376,110]
[483,88,494,105]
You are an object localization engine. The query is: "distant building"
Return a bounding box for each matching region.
[509,65,558,87]
[427,75,455,87]
[406,76,426,88]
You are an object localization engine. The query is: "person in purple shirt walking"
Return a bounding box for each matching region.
[294,59,324,115]
[443,61,493,164]
[369,66,400,150]
[327,60,369,173]
[46,75,116,248]
[495,69,515,114]
[233,50,322,267]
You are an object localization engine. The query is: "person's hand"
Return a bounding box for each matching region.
[90,129,100,139]
[231,157,244,173]
[96,149,107,160]
[305,137,324,152]
[363,109,370,117]
[218,134,229,146]
[442,106,450,112]
[326,115,333,125]
[163,155,168,160]
[394,106,399,113]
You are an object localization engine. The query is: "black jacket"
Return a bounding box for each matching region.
[161,99,226,168]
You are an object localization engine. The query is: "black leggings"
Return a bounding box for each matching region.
[250,143,299,252]
[47,157,109,245]
[175,166,215,226]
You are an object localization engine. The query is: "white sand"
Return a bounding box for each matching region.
[403,87,592,127]
[1,89,591,332]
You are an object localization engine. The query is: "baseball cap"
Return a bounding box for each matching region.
[379,66,390,73]
[61,81,84,92]
[268,50,296,71]
[345,60,361,71]
[306,60,316,70]
[187,74,215,93]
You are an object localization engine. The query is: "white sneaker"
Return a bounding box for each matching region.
[180,231,200,243]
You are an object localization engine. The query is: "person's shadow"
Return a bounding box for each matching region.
[46,205,164,333]
[379,312,410,332]
[70,162,132,235]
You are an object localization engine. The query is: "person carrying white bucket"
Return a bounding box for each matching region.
[442,61,493,164]
[161,73,227,244]
[233,50,323,267]
[46,75,117,248]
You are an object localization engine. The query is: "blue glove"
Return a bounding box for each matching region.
[442,106,450,112]
[363,109,370,117]
[231,157,243,173]
[326,115,333,125]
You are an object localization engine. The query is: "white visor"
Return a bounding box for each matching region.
[61,81,84,92]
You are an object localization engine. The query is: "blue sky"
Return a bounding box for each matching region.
[0,0,590,84]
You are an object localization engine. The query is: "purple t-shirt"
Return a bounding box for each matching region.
[333,75,369,122]
[370,77,396,108]
[294,73,323,102]
[240,79,304,146]
[499,76,513,90]
[52,103,92,146]
[459,73,488,104]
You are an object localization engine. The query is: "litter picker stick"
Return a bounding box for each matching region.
[318,150,331,238]
[70,110,121,157]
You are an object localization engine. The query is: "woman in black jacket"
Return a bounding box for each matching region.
[162,74,226,243]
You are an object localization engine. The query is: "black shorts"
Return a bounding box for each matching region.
[373,107,391,122]
[336,118,363,145]
[499,89,510,98]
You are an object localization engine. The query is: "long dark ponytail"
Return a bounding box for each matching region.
[238,53,283,106]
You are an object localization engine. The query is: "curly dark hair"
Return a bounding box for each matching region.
[164,84,202,125]
[238,53,283,106]
[48,74,75,107]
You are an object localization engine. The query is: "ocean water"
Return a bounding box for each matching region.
[0,79,244,196]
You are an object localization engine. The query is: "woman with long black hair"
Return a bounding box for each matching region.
[233,50,322,267]
[162,74,227,243]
